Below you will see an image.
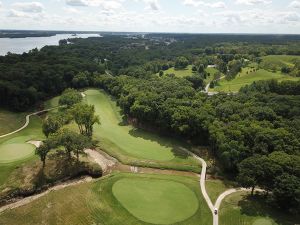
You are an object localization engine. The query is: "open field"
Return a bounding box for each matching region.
[260,55,300,71]
[219,192,300,225]
[0,116,44,187]
[0,172,212,225]
[211,68,300,92]
[0,109,26,135]
[84,89,201,172]
[161,65,195,77]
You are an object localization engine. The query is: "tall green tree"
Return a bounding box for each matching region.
[59,88,83,108]
[58,129,89,161]
[71,103,100,137]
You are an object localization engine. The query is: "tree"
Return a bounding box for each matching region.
[35,136,59,168]
[42,115,63,137]
[58,129,89,161]
[72,71,89,88]
[198,64,205,73]
[71,103,100,137]
[159,70,164,77]
[59,88,82,108]
[273,173,300,214]
[237,156,265,195]
[36,144,51,169]
[175,57,189,69]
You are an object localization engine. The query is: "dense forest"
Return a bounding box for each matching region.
[0,34,299,213]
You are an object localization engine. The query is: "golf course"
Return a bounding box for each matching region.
[83,89,201,172]
[210,68,300,92]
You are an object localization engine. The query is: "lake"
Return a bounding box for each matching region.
[0,33,101,56]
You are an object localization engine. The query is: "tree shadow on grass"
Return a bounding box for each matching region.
[238,194,299,225]
[128,128,191,159]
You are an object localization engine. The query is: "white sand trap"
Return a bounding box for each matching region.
[27,141,42,148]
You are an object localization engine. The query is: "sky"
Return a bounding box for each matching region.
[0,0,299,34]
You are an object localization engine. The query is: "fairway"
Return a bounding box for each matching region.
[211,68,300,92]
[84,89,200,172]
[0,173,212,225]
[112,177,199,224]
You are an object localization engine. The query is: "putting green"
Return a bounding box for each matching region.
[85,89,175,161]
[0,143,35,163]
[112,177,199,224]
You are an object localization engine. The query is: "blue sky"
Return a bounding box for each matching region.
[0,0,299,33]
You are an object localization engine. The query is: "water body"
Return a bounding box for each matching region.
[0,33,101,56]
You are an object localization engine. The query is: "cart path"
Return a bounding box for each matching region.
[0,107,60,138]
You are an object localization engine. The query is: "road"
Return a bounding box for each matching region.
[0,107,60,138]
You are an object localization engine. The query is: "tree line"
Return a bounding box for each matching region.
[94,75,300,214]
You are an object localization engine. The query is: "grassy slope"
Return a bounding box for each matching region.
[212,68,300,92]
[206,179,235,204]
[162,65,195,77]
[261,55,300,70]
[0,109,26,135]
[0,116,44,187]
[219,192,300,225]
[84,89,201,172]
[0,173,212,225]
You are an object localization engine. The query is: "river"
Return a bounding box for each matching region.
[0,33,101,56]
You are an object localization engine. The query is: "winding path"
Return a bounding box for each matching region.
[0,107,59,138]
[0,105,255,225]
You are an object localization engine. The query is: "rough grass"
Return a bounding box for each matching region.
[112,177,199,224]
[212,68,300,92]
[219,192,300,225]
[84,89,201,172]
[0,116,44,187]
[0,173,212,225]
[0,109,26,135]
[161,65,195,77]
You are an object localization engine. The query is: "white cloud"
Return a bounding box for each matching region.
[235,0,272,5]
[12,2,44,13]
[65,0,87,6]
[289,0,300,8]
[144,0,160,10]
[183,0,226,9]
[65,0,123,10]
